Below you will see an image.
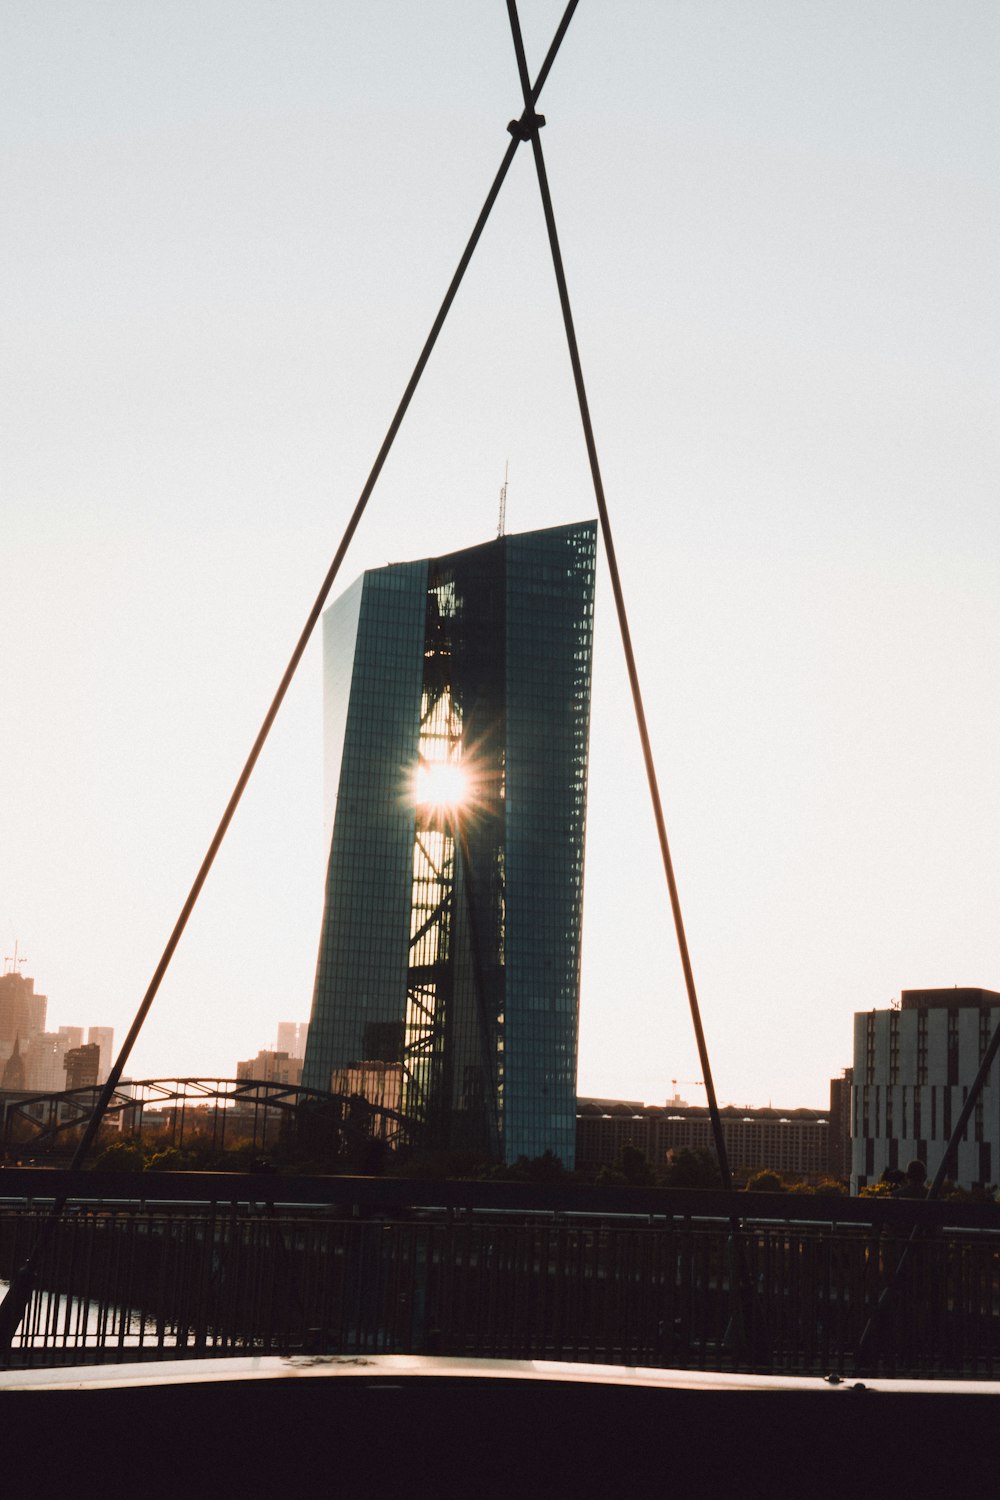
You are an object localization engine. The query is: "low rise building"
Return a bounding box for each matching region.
[576,1099,832,1182]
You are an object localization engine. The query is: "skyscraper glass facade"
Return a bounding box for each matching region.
[302,520,596,1165]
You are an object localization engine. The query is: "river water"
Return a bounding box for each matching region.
[0,1277,178,1353]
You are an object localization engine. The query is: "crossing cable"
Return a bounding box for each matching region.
[504,0,769,1366]
[503,2,736,1201]
[0,1,580,1357]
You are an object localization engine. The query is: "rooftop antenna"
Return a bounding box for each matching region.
[3,939,26,977]
[497,459,509,538]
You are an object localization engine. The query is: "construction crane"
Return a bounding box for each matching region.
[668,1078,704,1105]
[497,459,508,538]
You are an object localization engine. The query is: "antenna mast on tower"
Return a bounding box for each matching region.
[3,940,26,977]
[497,460,509,538]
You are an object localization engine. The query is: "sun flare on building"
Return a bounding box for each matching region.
[413,759,469,809]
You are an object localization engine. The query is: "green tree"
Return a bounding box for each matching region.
[592,1142,655,1186]
[812,1178,848,1197]
[618,1142,656,1186]
[663,1147,721,1190]
[594,1163,627,1185]
[145,1146,193,1172]
[745,1169,786,1193]
[858,1179,895,1198]
[494,1150,569,1183]
[93,1139,146,1172]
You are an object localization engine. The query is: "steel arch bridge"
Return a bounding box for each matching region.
[0,1077,412,1160]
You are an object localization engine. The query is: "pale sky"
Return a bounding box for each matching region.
[3,2,998,1110]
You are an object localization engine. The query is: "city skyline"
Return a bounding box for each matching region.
[0,964,116,1091]
[3,4,998,1110]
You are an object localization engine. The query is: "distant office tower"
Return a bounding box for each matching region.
[0,971,47,1066]
[24,1033,60,1092]
[26,1032,75,1092]
[276,1022,308,1061]
[63,1043,101,1090]
[87,1026,115,1084]
[302,521,597,1166]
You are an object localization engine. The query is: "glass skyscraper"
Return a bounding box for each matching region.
[302,520,596,1165]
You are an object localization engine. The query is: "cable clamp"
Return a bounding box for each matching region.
[507,111,546,142]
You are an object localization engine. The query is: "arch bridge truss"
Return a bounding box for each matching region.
[0,1077,412,1160]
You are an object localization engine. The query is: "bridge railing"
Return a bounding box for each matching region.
[2,1172,999,1375]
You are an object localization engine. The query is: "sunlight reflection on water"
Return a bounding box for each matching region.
[1,1278,177,1349]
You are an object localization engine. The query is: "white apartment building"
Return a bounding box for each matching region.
[852,987,1000,1192]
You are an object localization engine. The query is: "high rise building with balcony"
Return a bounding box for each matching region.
[302,521,597,1166]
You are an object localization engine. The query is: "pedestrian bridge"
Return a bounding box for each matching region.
[1,1171,999,1380]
